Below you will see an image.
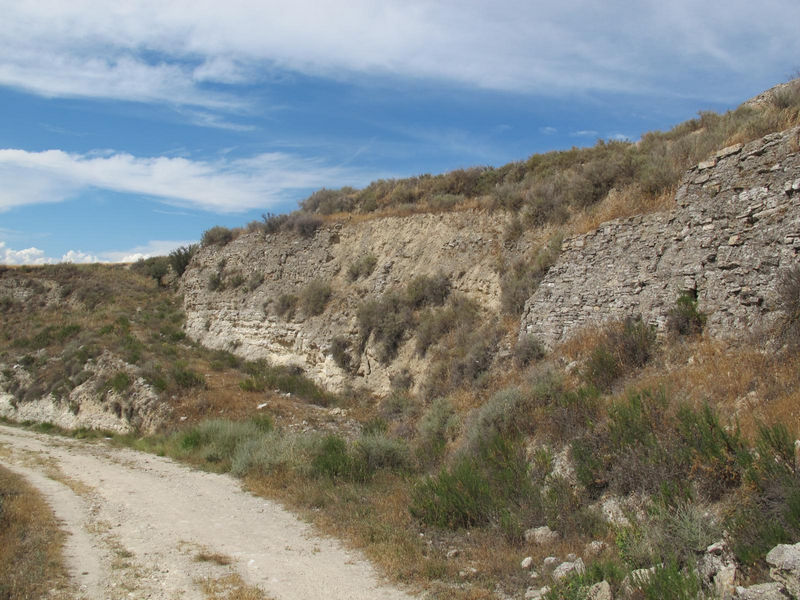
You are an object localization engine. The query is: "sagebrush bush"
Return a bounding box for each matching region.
[513,334,545,367]
[500,237,561,315]
[347,253,378,281]
[201,226,234,247]
[261,212,289,234]
[404,272,451,309]
[357,293,413,363]
[287,213,324,238]
[415,295,479,356]
[299,279,332,316]
[415,398,458,466]
[355,433,411,472]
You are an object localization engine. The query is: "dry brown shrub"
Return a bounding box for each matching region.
[571,184,676,235]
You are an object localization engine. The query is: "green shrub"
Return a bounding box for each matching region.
[107,371,131,394]
[177,419,262,466]
[171,365,206,389]
[312,435,367,481]
[131,256,170,285]
[239,360,336,406]
[230,430,320,477]
[347,253,378,281]
[207,272,223,291]
[201,226,234,247]
[666,292,706,336]
[637,561,701,600]
[299,279,332,316]
[168,244,197,277]
[415,398,458,466]
[355,433,411,472]
[410,457,493,528]
[410,433,535,530]
[730,423,800,565]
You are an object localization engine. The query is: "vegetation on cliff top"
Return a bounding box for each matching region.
[201,78,800,247]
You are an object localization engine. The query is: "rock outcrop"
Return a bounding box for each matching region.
[181,210,519,394]
[521,126,800,347]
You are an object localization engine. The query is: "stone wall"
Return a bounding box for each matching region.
[521,126,800,347]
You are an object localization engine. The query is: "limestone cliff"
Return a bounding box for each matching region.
[521,126,800,346]
[183,126,800,394]
[181,210,519,395]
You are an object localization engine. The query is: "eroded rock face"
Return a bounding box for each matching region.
[0,351,167,434]
[181,210,516,395]
[767,543,800,599]
[521,127,800,347]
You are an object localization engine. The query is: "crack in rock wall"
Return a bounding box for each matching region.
[521,126,800,347]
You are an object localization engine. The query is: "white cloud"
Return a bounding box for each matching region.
[102,240,196,263]
[0,148,369,213]
[571,130,599,137]
[1,1,798,107]
[0,240,193,265]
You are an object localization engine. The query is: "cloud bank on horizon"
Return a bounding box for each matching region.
[1,0,799,263]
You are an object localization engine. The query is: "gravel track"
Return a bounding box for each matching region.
[0,424,417,600]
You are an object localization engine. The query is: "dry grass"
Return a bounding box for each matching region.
[200,573,272,600]
[196,550,233,566]
[0,465,71,599]
[570,185,676,235]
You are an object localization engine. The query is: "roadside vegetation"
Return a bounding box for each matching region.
[0,465,70,599]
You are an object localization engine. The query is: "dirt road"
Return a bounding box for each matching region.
[0,424,418,600]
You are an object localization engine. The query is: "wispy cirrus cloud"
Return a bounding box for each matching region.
[0,148,372,213]
[1,1,798,110]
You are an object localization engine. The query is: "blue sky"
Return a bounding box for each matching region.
[1,1,799,264]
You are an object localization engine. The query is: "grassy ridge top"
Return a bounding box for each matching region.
[207,79,800,247]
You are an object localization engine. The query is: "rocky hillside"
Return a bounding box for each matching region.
[181,210,538,395]
[181,123,800,397]
[522,126,800,347]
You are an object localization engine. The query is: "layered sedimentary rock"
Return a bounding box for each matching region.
[521,127,800,346]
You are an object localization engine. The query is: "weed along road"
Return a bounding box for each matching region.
[0,424,417,600]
